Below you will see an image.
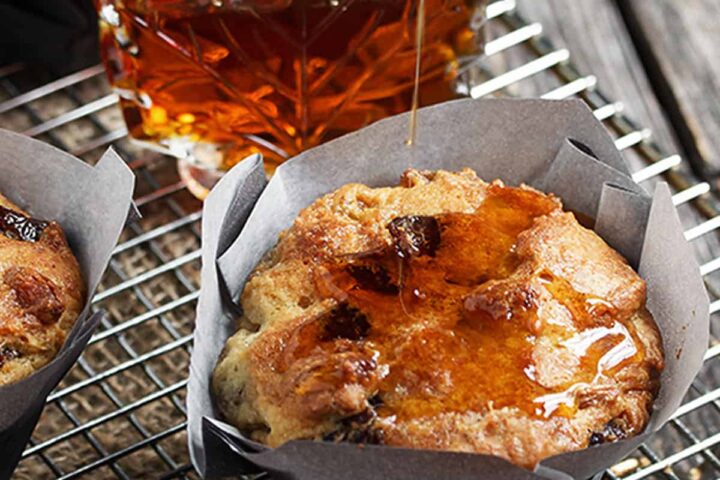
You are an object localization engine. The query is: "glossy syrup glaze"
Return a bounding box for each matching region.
[277,183,649,424]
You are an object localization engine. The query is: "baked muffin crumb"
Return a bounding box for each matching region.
[212,168,663,469]
[0,194,84,385]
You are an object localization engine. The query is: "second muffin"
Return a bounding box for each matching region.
[0,193,84,385]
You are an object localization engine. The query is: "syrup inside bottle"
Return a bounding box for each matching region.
[280,184,648,425]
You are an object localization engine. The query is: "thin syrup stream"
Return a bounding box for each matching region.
[405,0,426,147]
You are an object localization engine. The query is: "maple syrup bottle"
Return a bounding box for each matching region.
[95,0,487,198]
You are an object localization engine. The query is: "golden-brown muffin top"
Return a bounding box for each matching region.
[213,168,663,469]
[0,193,85,385]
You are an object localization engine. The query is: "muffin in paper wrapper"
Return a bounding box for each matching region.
[187,99,709,480]
[0,130,137,480]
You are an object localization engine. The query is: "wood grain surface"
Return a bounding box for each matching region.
[516,0,681,156]
[621,0,720,178]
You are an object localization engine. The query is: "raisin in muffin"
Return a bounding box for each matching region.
[0,193,85,385]
[212,168,664,469]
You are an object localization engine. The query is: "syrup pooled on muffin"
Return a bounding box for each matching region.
[212,169,663,469]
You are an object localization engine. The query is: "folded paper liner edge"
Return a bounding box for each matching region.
[0,130,137,480]
[186,98,709,480]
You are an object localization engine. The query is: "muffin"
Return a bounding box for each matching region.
[0,193,85,385]
[212,168,664,469]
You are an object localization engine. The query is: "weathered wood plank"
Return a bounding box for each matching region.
[506,1,717,239]
[621,0,720,178]
[512,0,680,155]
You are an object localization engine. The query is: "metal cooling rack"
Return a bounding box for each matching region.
[2,1,720,478]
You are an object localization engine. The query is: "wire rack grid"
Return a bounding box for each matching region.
[1,1,720,478]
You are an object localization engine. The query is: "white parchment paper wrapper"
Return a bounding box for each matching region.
[0,129,137,480]
[187,98,709,480]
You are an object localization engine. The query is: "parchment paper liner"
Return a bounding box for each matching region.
[187,98,709,480]
[0,130,137,480]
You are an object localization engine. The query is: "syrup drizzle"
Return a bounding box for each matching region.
[405,0,426,147]
[283,184,650,425]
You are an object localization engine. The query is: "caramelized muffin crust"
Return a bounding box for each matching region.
[0,194,85,385]
[212,169,663,469]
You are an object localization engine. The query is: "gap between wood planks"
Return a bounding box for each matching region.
[614,0,711,182]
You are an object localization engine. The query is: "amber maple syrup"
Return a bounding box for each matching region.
[96,0,486,198]
[281,184,649,424]
[406,0,426,147]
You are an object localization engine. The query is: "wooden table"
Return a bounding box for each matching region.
[519,0,720,184]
